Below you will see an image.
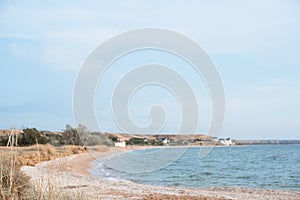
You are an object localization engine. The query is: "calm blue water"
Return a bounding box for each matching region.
[91,145,300,190]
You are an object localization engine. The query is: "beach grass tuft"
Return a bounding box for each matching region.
[0,145,86,199]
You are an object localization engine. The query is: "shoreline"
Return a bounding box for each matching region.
[22,145,300,200]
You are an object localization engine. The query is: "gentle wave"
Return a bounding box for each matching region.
[91,145,300,190]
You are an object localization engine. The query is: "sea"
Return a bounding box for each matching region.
[90,145,300,190]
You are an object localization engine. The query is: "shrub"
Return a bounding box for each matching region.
[126,138,146,145]
[63,124,113,146]
[108,135,118,142]
[18,128,49,146]
[62,125,82,146]
[0,154,31,199]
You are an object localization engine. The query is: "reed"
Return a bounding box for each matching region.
[0,144,86,199]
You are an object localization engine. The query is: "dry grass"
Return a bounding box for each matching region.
[0,145,86,199]
[0,153,30,199]
[27,180,87,200]
[0,145,86,166]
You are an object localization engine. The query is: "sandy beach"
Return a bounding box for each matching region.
[22,146,300,200]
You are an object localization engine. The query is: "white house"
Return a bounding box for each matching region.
[115,141,126,147]
[219,138,234,146]
[162,138,169,144]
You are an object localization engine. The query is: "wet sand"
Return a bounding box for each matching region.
[22,146,300,200]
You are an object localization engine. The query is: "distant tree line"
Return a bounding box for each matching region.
[0,125,114,147]
[126,137,164,146]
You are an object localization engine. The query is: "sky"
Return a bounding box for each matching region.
[0,0,300,139]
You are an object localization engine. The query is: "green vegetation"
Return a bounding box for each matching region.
[0,125,115,147]
[108,135,118,142]
[126,138,163,146]
[18,128,49,146]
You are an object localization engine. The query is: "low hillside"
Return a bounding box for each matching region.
[0,126,217,147]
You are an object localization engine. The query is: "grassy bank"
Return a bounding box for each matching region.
[0,145,86,199]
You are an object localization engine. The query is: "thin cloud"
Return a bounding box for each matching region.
[0,34,33,40]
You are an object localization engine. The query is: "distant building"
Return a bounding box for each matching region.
[162,138,169,144]
[218,138,234,146]
[115,141,126,147]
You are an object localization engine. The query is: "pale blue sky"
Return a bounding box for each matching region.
[1,0,300,139]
